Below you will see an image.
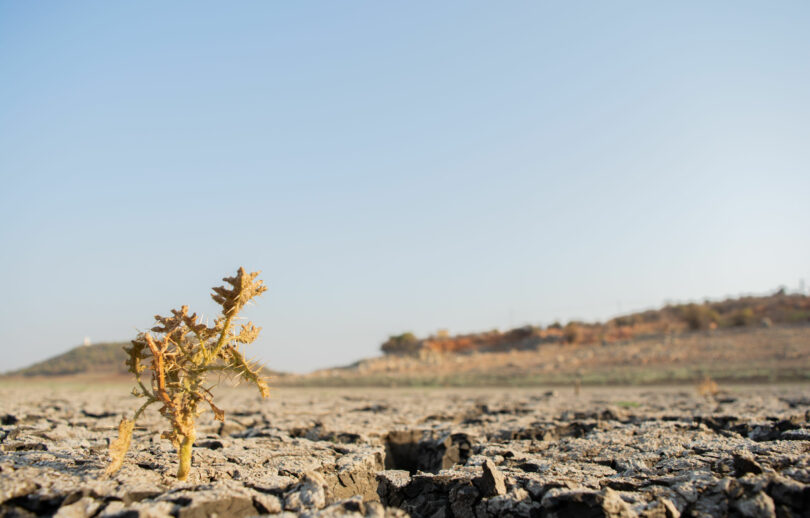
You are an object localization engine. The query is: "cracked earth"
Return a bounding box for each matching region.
[1,384,809,517]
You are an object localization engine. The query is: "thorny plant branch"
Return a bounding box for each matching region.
[106,267,270,481]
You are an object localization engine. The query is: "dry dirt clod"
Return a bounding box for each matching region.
[474,459,507,497]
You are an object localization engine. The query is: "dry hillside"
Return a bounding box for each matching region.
[380,291,810,356]
[305,325,810,386]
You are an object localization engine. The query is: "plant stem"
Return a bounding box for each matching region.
[207,314,234,363]
[176,428,196,481]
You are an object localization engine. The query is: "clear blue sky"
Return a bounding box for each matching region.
[1,2,808,373]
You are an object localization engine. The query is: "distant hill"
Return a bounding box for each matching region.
[7,342,130,377]
[304,324,810,387]
[380,291,810,356]
[7,290,809,386]
[279,291,810,387]
[6,341,286,379]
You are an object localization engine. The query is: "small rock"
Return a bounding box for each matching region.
[640,498,680,518]
[97,501,126,517]
[329,449,385,501]
[542,487,635,518]
[767,476,810,512]
[317,496,367,516]
[601,488,635,518]
[285,471,328,512]
[779,429,810,441]
[733,453,763,477]
[1,442,48,452]
[474,460,506,497]
[449,483,479,518]
[100,500,176,517]
[218,420,246,437]
[0,475,37,505]
[731,491,776,518]
[81,409,116,419]
[364,501,387,518]
[195,440,223,450]
[123,488,163,505]
[176,494,257,518]
[376,470,411,507]
[479,487,535,516]
[253,492,283,514]
[54,496,102,518]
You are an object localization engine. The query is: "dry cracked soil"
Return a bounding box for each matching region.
[1,383,809,518]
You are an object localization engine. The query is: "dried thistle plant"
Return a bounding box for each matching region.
[106,267,270,481]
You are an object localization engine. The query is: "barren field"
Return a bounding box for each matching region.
[1,383,809,517]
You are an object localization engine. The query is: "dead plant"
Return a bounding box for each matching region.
[106,267,270,481]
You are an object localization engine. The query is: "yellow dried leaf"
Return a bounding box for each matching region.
[105,418,134,476]
[211,267,267,316]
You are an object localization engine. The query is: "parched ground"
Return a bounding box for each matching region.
[1,382,809,517]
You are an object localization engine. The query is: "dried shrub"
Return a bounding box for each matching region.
[106,267,270,481]
[381,332,421,356]
[681,304,720,331]
[730,307,756,327]
[563,322,583,344]
[697,375,719,397]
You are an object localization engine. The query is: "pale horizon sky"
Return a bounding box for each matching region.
[1,2,809,373]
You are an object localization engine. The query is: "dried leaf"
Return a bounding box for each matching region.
[106,418,134,476]
[223,346,270,398]
[234,322,261,346]
[211,267,267,316]
[125,337,148,376]
[208,399,225,422]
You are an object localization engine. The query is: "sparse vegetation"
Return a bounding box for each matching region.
[730,307,755,327]
[563,322,582,344]
[681,304,720,331]
[697,375,720,397]
[381,332,420,355]
[106,268,270,481]
[787,310,810,323]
